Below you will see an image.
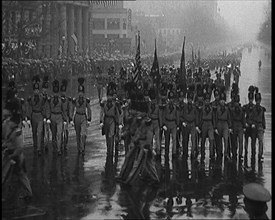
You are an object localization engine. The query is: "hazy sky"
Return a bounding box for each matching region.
[217,0,268,41]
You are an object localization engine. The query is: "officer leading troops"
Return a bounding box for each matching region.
[60,79,72,152]
[27,75,46,155]
[243,86,257,160]
[71,78,92,156]
[100,82,121,158]
[162,90,180,159]
[45,79,66,155]
[182,85,199,159]
[215,87,232,161]
[251,89,266,161]
[198,91,216,161]
[147,87,163,160]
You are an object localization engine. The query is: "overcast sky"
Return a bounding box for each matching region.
[217,0,268,41]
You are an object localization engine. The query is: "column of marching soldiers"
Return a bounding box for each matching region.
[7,59,266,163]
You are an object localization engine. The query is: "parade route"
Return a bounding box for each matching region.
[2,45,272,220]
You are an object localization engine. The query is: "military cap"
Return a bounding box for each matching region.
[78,77,85,93]
[243,183,271,202]
[248,85,255,100]
[42,76,49,89]
[60,79,68,92]
[255,92,261,101]
[52,79,59,93]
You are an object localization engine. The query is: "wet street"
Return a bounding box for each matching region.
[2,45,271,219]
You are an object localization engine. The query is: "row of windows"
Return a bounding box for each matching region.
[93,34,127,39]
[92,18,127,30]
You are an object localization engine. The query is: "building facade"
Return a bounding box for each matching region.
[91,1,132,55]
[2,1,133,58]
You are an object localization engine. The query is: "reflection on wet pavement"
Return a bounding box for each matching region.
[2,46,271,220]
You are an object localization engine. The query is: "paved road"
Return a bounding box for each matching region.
[2,44,271,220]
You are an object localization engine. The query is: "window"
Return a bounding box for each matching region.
[93,18,105,30]
[107,34,119,39]
[123,18,127,30]
[107,18,120,30]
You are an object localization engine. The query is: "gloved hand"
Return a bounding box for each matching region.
[46,119,51,124]
[196,126,201,133]
[26,120,31,127]
[163,125,167,131]
[100,123,104,128]
[63,121,67,125]
[229,128,233,133]
[243,128,246,132]
[177,127,180,131]
[245,123,249,127]
[251,124,255,128]
[119,124,123,130]
[70,121,74,126]
[182,122,187,127]
[214,129,219,135]
[43,118,46,122]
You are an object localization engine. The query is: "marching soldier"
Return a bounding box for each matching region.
[233,65,241,86]
[60,79,72,152]
[182,87,199,159]
[148,87,163,160]
[211,88,220,157]
[159,82,168,145]
[71,78,92,155]
[251,89,266,161]
[100,83,121,158]
[214,72,225,91]
[45,79,66,155]
[41,76,51,152]
[230,94,246,160]
[243,86,257,159]
[27,75,45,155]
[162,90,180,158]
[215,89,232,160]
[199,92,216,160]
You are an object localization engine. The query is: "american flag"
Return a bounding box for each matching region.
[89,0,118,7]
[133,31,141,84]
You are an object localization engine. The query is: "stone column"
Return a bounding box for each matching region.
[82,7,89,55]
[75,6,82,54]
[67,4,75,57]
[60,4,67,57]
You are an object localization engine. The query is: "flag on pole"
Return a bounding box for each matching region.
[179,36,186,82]
[133,31,141,84]
[150,39,160,87]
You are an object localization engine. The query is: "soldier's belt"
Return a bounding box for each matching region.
[202,119,212,121]
[51,111,62,115]
[217,119,228,121]
[76,112,86,115]
[185,119,195,123]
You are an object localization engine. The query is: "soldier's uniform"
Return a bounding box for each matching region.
[148,88,163,159]
[159,82,168,145]
[251,91,266,160]
[215,90,232,160]
[100,84,121,157]
[211,88,220,158]
[214,72,225,91]
[162,90,180,158]
[60,79,71,151]
[45,80,66,155]
[182,89,199,159]
[243,86,257,159]
[233,65,241,86]
[229,94,246,160]
[71,78,92,155]
[41,76,51,152]
[199,92,216,160]
[27,75,46,154]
